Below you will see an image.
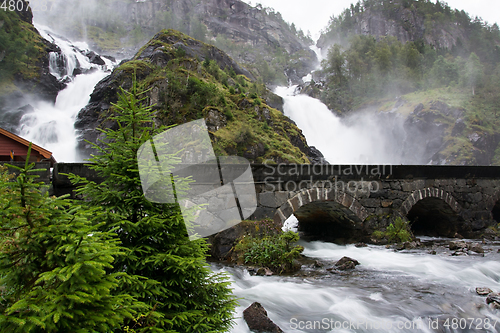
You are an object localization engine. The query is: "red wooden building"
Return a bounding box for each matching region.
[0,128,56,166]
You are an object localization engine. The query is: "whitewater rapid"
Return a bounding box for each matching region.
[225,239,500,333]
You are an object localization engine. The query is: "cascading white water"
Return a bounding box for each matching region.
[225,240,500,333]
[18,24,115,162]
[275,86,403,164]
[19,72,109,162]
[17,22,500,333]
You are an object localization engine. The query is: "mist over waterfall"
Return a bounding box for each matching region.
[18,25,115,162]
[275,86,417,165]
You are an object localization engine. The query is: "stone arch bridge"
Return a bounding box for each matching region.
[248,164,500,242]
[49,163,500,242]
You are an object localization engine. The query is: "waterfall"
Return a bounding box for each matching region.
[274,43,418,165]
[275,86,408,165]
[18,24,115,162]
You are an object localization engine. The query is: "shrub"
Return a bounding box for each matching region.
[386,217,414,243]
[371,217,414,244]
[235,222,303,274]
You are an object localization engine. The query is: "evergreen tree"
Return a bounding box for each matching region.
[70,79,237,332]
[0,148,139,332]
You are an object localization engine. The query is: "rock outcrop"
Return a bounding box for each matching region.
[243,302,283,333]
[318,1,467,51]
[75,30,318,164]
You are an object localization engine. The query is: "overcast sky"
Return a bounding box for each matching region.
[240,0,500,40]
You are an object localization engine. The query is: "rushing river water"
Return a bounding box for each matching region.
[221,238,500,333]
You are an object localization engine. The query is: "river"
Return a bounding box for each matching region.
[223,238,500,332]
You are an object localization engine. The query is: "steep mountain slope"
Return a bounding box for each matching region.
[0,3,64,132]
[318,0,500,59]
[308,0,500,165]
[75,30,319,164]
[34,0,317,85]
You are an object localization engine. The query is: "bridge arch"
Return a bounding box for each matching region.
[273,188,369,243]
[401,188,463,237]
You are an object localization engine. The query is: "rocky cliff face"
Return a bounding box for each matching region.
[35,0,317,85]
[318,2,467,51]
[75,30,319,164]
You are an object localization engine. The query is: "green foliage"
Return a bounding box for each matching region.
[175,45,186,58]
[374,217,414,244]
[0,11,44,90]
[386,217,413,243]
[69,79,237,332]
[0,148,138,332]
[235,220,303,274]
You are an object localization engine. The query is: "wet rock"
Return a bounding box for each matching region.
[86,50,106,66]
[335,256,360,270]
[428,250,437,255]
[247,267,258,275]
[355,242,368,248]
[451,118,466,137]
[490,302,500,310]
[449,240,467,250]
[468,243,484,254]
[0,104,34,132]
[403,241,420,249]
[451,250,468,256]
[243,302,283,333]
[486,293,500,309]
[476,287,493,296]
[307,146,329,165]
[256,267,273,276]
[312,260,323,268]
[413,103,424,115]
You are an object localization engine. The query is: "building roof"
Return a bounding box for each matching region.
[0,128,57,164]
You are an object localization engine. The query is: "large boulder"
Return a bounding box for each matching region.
[243,302,283,333]
[334,256,360,270]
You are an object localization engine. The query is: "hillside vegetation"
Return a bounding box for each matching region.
[0,9,46,93]
[310,0,500,165]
